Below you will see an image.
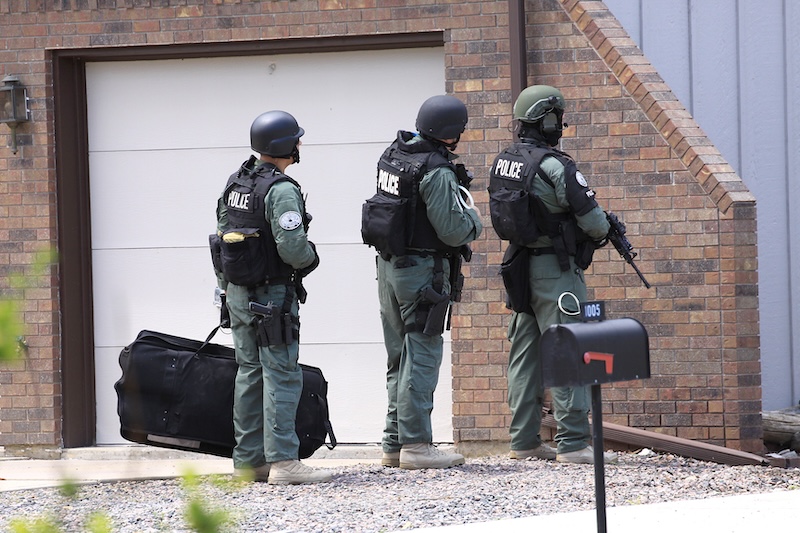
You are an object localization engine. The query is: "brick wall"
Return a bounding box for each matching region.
[0,0,761,454]
[452,0,761,454]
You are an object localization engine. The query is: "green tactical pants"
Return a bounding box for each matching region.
[226,282,301,469]
[507,253,591,454]
[377,254,451,452]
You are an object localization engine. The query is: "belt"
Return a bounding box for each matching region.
[530,247,556,256]
[239,276,292,288]
[379,250,452,261]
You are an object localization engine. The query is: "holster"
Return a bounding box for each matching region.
[413,286,451,337]
[500,242,532,314]
[574,239,597,270]
[553,220,576,272]
[251,302,284,346]
[249,285,300,346]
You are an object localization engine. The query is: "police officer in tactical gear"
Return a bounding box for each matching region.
[489,86,617,465]
[362,95,483,469]
[214,110,332,484]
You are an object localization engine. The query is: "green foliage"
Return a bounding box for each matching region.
[57,479,80,499]
[184,498,231,533]
[0,248,57,362]
[8,516,61,533]
[7,460,238,532]
[2,243,239,533]
[8,478,112,532]
[0,298,23,361]
[84,512,113,533]
[181,469,234,533]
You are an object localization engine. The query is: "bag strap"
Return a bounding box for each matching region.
[317,393,337,450]
[194,325,222,355]
[518,146,556,189]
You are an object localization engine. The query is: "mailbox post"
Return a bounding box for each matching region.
[541,304,650,533]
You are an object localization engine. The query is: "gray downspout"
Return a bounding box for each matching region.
[509,0,528,102]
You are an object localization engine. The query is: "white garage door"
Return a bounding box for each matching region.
[87,48,452,446]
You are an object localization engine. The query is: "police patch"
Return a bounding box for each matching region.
[279,211,303,230]
[575,171,588,187]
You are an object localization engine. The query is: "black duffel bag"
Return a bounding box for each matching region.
[114,327,336,459]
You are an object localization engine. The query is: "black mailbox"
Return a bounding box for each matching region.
[541,317,650,387]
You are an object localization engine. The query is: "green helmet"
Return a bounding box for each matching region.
[513,85,565,123]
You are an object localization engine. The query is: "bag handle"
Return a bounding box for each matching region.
[194,324,223,356]
[317,393,337,451]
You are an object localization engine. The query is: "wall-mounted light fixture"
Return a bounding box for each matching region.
[0,75,31,154]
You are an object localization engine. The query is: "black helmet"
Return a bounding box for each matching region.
[415,95,468,140]
[250,110,304,157]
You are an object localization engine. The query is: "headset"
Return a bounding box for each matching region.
[541,111,567,134]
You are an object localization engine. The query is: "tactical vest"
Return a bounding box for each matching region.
[488,143,567,245]
[489,142,600,270]
[361,131,459,257]
[219,158,302,286]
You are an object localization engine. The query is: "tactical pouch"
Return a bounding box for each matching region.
[559,220,578,256]
[209,234,224,277]
[500,242,532,313]
[219,228,269,287]
[450,270,465,303]
[361,194,409,256]
[218,291,231,329]
[251,302,282,346]
[574,240,597,270]
[409,287,450,337]
[489,188,541,245]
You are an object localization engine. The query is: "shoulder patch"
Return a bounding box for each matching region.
[575,171,588,187]
[278,211,303,231]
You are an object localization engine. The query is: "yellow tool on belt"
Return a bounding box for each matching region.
[222,231,259,243]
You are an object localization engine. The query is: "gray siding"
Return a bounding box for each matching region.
[604,0,799,410]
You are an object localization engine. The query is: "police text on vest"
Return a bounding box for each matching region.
[227,190,250,210]
[378,169,400,195]
[494,158,524,180]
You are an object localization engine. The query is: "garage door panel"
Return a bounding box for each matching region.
[90,142,383,249]
[89,148,237,250]
[299,243,382,344]
[92,247,221,348]
[86,49,444,153]
[87,59,250,152]
[292,142,384,244]
[299,341,454,443]
[95,345,126,445]
[262,49,444,148]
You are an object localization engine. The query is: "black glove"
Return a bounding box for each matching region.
[297,241,320,278]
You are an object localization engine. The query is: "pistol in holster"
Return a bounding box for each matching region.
[249,301,298,346]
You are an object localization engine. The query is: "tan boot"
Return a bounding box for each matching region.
[509,443,557,460]
[399,443,465,470]
[556,446,618,465]
[267,460,333,485]
[234,463,271,482]
[381,451,400,467]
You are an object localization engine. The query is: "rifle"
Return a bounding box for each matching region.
[605,212,651,289]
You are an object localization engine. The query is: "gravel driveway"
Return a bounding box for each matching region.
[2,451,799,532]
